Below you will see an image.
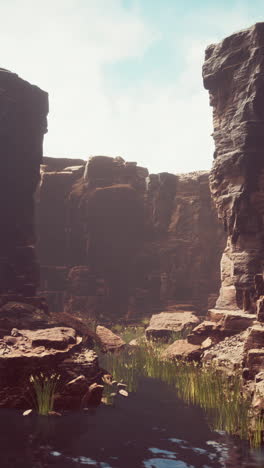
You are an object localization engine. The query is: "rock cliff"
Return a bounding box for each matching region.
[0,68,48,300]
[36,156,225,319]
[199,23,264,408]
[0,71,103,409]
[203,23,264,313]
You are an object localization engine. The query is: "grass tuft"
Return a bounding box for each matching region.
[29,372,60,415]
[99,341,263,446]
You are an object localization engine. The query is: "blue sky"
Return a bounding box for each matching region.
[2,0,264,173]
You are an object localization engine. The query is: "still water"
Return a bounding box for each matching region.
[0,376,263,468]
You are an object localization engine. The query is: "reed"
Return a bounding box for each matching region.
[99,342,263,446]
[29,373,60,415]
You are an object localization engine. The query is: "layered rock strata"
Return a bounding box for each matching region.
[203,23,264,314]
[0,69,48,301]
[0,70,101,409]
[37,157,225,319]
[200,23,264,413]
[159,25,264,419]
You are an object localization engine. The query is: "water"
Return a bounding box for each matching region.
[0,376,263,468]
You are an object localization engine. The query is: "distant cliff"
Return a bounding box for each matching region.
[36,155,225,318]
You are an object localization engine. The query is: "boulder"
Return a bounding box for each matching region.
[208,309,256,334]
[161,339,201,361]
[22,327,77,350]
[244,324,264,353]
[187,320,221,345]
[96,325,125,352]
[0,326,100,409]
[145,311,200,342]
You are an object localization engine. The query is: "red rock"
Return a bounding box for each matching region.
[187,321,220,345]
[146,311,200,342]
[96,325,125,352]
[244,324,264,353]
[24,327,77,350]
[161,339,201,361]
[0,69,48,299]
[208,309,256,333]
[36,156,225,318]
[203,24,264,314]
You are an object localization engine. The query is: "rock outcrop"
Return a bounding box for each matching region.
[0,68,48,300]
[145,310,200,342]
[203,23,264,314]
[159,25,264,415]
[202,23,264,412]
[36,157,225,319]
[0,326,101,409]
[0,70,102,410]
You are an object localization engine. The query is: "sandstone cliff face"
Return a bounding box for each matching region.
[203,23,264,313]
[36,156,225,318]
[0,72,104,410]
[0,68,48,300]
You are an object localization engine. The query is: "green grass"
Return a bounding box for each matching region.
[29,373,60,415]
[99,343,263,447]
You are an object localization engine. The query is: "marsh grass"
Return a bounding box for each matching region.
[111,324,146,344]
[30,373,60,415]
[250,416,264,448]
[100,342,263,446]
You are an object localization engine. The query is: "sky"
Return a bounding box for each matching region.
[2,0,264,174]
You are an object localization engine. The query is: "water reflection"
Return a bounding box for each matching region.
[0,377,263,467]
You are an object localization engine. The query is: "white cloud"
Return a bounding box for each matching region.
[0,0,258,174]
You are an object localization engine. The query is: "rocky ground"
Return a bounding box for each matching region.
[141,303,264,418]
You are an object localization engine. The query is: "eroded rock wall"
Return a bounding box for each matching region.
[0,68,48,300]
[203,23,264,313]
[37,156,225,319]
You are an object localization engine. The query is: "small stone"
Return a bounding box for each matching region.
[23,409,33,416]
[201,337,214,349]
[118,389,128,397]
[48,411,62,417]
[117,383,127,389]
[11,328,22,337]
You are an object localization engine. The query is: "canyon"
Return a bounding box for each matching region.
[36,156,225,321]
[0,23,263,431]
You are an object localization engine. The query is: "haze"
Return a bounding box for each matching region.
[2,0,264,173]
